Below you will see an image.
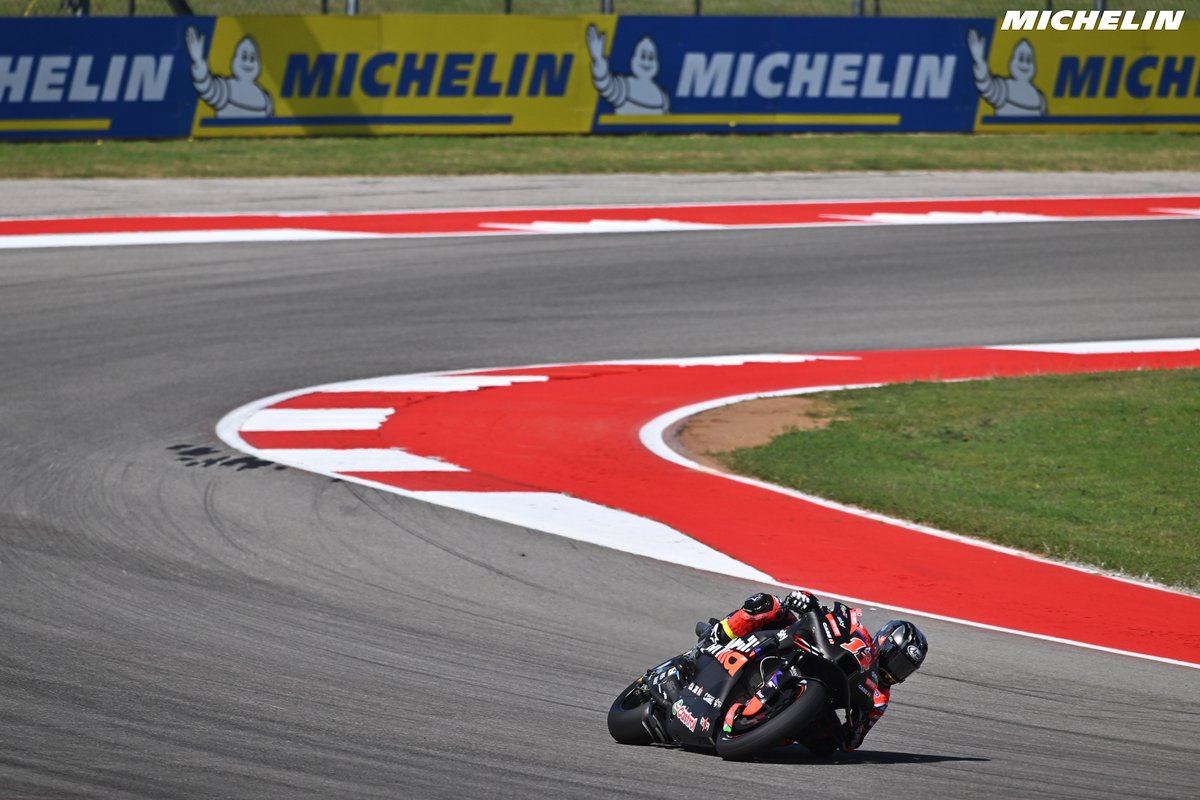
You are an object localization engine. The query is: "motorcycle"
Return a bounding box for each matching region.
[607,603,877,760]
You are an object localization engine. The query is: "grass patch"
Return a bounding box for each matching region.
[3,133,1199,179]
[716,369,1200,592]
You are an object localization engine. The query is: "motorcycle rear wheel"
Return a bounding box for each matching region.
[714,681,828,761]
[607,681,657,745]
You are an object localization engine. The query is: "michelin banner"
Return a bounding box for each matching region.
[0,17,203,139]
[189,15,598,136]
[970,22,1200,130]
[1,15,1197,140]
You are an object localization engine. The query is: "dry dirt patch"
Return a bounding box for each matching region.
[671,396,839,471]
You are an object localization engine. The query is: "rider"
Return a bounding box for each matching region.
[647,589,928,753]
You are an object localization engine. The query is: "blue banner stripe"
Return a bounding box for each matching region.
[199,115,513,127]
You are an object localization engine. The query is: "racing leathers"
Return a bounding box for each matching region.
[708,590,890,753]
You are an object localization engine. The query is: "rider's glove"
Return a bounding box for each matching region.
[781,590,818,615]
[741,592,776,615]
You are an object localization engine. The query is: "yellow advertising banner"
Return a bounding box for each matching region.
[188,15,612,137]
[971,20,1200,132]
[179,14,1200,138]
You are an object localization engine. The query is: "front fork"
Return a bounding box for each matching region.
[634,657,697,744]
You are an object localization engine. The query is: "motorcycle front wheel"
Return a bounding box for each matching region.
[606,681,657,745]
[713,680,828,761]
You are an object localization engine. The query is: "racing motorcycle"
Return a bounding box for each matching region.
[607,604,876,760]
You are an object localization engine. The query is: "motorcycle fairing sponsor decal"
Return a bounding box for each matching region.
[716,650,750,677]
[685,682,722,709]
[671,699,700,732]
[721,634,763,655]
[840,636,874,669]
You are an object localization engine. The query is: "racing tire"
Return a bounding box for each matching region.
[714,681,829,761]
[607,681,657,745]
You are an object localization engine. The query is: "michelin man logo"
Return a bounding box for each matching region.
[586,25,669,115]
[968,29,1047,117]
[185,26,274,119]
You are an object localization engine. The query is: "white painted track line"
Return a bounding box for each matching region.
[253,448,466,472]
[241,408,394,432]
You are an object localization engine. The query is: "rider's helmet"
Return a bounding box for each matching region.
[874,620,928,686]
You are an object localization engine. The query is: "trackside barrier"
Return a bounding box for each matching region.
[1,15,1197,140]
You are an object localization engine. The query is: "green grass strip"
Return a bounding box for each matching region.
[3,133,1199,178]
[716,369,1200,592]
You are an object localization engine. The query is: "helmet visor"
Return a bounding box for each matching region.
[884,650,920,683]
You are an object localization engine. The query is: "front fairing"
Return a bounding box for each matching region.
[662,653,733,746]
[664,630,792,746]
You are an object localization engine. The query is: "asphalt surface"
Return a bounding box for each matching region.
[5,170,1199,217]
[1,175,1198,799]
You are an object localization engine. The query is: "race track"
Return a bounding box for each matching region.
[1,175,1198,799]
